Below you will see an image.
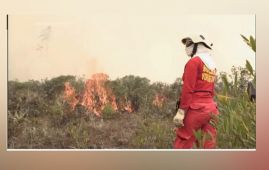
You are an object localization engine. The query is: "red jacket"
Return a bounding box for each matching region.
[179,56,217,110]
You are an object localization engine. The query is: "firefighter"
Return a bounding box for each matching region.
[173,35,219,149]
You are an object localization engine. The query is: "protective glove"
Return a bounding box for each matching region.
[173,109,185,127]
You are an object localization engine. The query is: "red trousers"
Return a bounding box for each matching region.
[173,100,219,149]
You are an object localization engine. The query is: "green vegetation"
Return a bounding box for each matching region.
[8,75,178,149]
[102,104,120,120]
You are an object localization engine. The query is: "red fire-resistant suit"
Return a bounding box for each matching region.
[174,56,219,149]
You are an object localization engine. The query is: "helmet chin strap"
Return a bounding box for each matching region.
[190,43,198,57]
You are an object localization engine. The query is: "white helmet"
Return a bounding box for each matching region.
[181,35,213,57]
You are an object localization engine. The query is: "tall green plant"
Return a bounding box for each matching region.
[220,73,229,95]
[241,34,256,52]
[245,60,254,77]
[241,34,256,86]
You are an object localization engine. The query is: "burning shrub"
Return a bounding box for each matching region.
[152,94,166,108]
[81,73,118,117]
[64,82,79,110]
[64,73,120,117]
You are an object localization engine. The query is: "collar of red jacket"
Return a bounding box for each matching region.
[195,53,216,71]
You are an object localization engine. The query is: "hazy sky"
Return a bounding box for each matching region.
[9,15,255,83]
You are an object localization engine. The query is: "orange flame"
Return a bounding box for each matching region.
[123,100,133,113]
[152,94,166,107]
[81,73,118,117]
[64,82,79,110]
[64,73,137,116]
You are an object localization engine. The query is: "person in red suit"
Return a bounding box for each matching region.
[173,35,219,149]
